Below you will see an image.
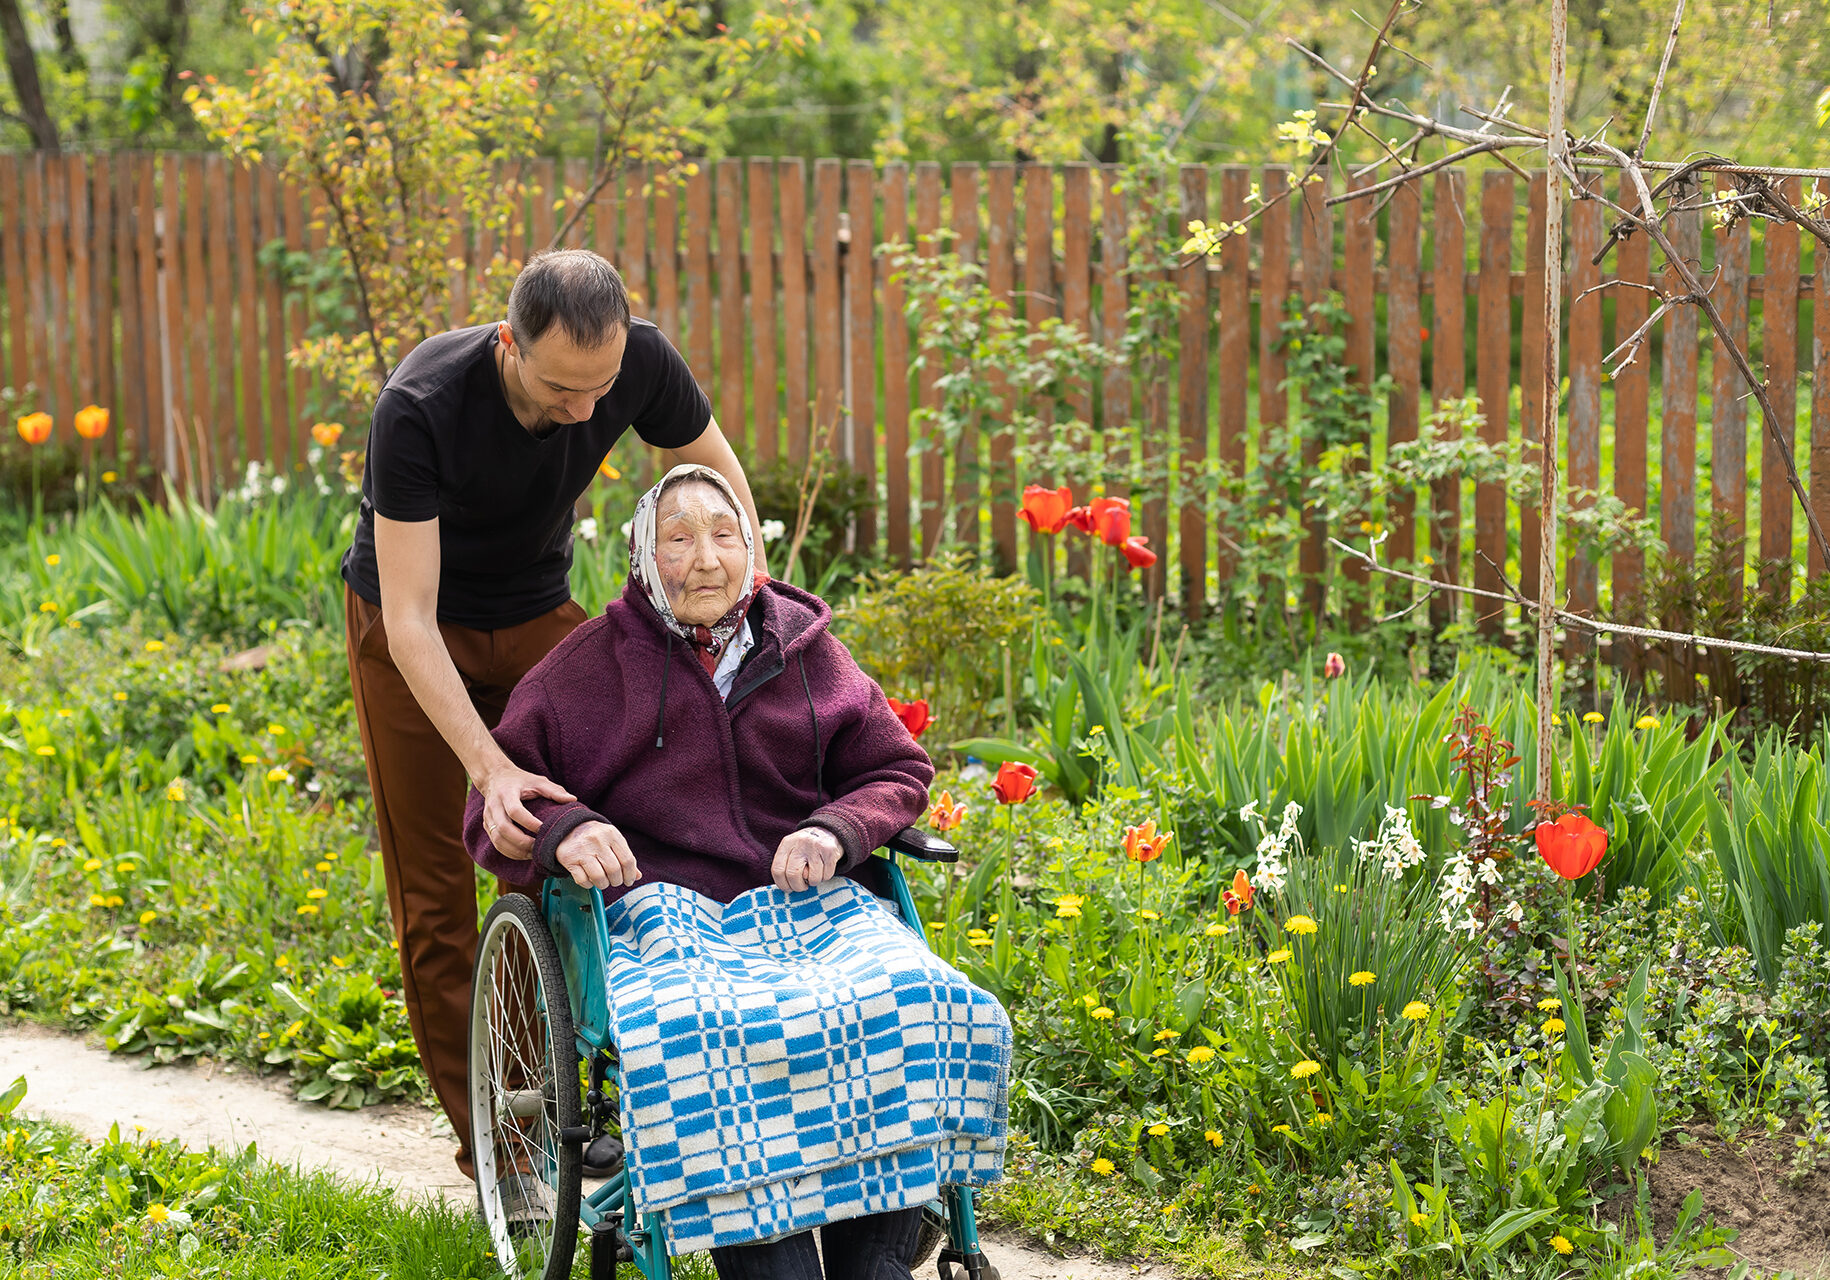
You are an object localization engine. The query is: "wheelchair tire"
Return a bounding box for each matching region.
[911,1205,947,1268]
[470,893,584,1280]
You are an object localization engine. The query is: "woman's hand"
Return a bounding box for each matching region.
[555,821,642,890]
[771,828,843,893]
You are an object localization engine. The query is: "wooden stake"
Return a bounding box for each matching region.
[1538,0,1569,802]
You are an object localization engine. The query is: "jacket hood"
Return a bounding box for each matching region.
[619,576,832,662]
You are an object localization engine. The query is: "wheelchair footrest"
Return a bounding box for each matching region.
[937,1245,1000,1280]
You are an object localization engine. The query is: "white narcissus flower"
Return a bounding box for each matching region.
[576,517,599,543]
[760,519,787,544]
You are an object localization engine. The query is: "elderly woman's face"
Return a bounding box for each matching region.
[656,481,748,626]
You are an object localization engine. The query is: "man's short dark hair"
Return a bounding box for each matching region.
[506,249,631,351]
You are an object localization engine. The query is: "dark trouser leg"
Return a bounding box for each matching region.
[709,1230,823,1280]
[820,1206,925,1280]
[343,586,583,1178]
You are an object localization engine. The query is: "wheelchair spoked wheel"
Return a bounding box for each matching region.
[470,894,584,1280]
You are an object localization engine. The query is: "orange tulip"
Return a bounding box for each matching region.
[15,412,51,446]
[991,761,1039,805]
[887,697,932,739]
[1089,496,1132,547]
[1535,812,1607,880]
[1123,820,1172,863]
[73,405,110,440]
[1223,868,1256,915]
[928,790,967,832]
[310,421,344,448]
[1018,485,1073,535]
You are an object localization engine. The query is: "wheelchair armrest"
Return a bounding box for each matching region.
[883,826,959,863]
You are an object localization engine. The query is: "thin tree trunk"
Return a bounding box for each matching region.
[0,0,59,151]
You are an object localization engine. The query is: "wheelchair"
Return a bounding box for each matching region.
[467,826,1003,1280]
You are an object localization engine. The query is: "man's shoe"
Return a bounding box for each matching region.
[498,1172,556,1228]
[582,1135,625,1179]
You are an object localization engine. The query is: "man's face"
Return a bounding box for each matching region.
[500,322,627,430]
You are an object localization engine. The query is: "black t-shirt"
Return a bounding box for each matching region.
[341,320,711,629]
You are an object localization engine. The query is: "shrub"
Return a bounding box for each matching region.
[833,551,1039,745]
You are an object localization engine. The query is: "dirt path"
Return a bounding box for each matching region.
[0,1020,1155,1279]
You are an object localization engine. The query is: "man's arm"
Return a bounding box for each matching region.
[374,513,574,860]
[663,416,769,573]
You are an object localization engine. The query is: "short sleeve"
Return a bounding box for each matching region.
[366,388,441,522]
[627,325,712,450]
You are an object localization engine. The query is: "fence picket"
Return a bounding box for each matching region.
[1613,174,1651,609]
[1385,177,1421,576]
[68,155,94,422]
[1814,232,1830,581]
[812,159,844,472]
[1663,190,1701,565]
[881,164,912,568]
[1474,171,1512,637]
[258,164,289,467]
[1762,177,1799,601]
[1217,166,1250,582]
[748,157,777,462]
[914,163,943,555]
[43,155,72,424]
[1519,173,1546,606]
[1430,169,1467,635]
[1568,178,1604,632]
[846,159,878,553]
[987,162,1018,571]
[779,160,809,463]
[1712,172,1751,606]
[1341,170,1375,627]
[1298,171,1332,617]
[233,161,263,460]
[0,155,23,395]
[715,159,744,451]
[684,168,712,401]
[953,162,982,550]
[1177,164,1209,617]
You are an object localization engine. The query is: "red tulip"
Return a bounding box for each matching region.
[1323,652,1346,679]
[1123,820,1172,863]
[888,697,932,739]
[991,761,1039,805]
[1223,868,1255,915]
[1089,496,1132,547]
[928,789,967,832]
[1535,812,1608,880]
[1018,485,1073,535]
[1065,505,1095,535]
[1121,536,1157,569]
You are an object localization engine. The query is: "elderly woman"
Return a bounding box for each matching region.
[463,464,1005,1279]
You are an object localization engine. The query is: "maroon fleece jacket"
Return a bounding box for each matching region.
[463,579,934,901]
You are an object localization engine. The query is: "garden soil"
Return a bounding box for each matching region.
[1648,1122,1830,1279]
[0,1019,1156,1279]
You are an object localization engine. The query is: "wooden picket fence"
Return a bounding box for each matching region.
[3,151,1827,624]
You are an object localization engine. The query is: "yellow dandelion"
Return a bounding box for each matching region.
[296,904,319,915]
[1138,909,1161,921]
[240,754,259,764]
[1542,1018,1566,1036]
[1204,922,1229,937]
[1186,1046,1215,1065]
[1153,1029,1179,1042]
[34,745,55,757]
[267,724,287,736]
[1146,1123,1170,1137]
[266,767,291,783]
[1636,715,1659,730]
[1151,1047,1170,1058]
[1283,915,1318,936]
[1537,997,1562,1011]
[1266,948,1293,964]
[115,861,134,873]
[147,1204,170,1225]
[1290,1059,1321,1079]
[1310,1113,1332,1126]
[1082,993,1100,1009]
[50,838,64,848]
[104,895,123,907]
[966,936,993,948]
[1401,1001,1431,1021]
[139,910,156,925]
[113,692,127,701]
[305,887,328,900]
[44,554,59,566]
[37,602,57,614]
[1582,711,1604,724]
[144,640,164,652]
[1350,971,1376,986]
[82,858,102,872]
[325,852,338,861]
[1410,1212,1428,1226]
[1090,1006,1116,1021]
[1089,1157,1116,1176]
[89,893,106,907]
[330,956,348,969]
[1056,904,1082,919]
[1550,714,1563,727]
[1271,1124,1293,1135]
[1550,1235,1574,1256]
[1204,1129,1223,1148]
[315,861,332,873]
[165,781,185,802]
[211,704,230,714]
[101,470,116,482]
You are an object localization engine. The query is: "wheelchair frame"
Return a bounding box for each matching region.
[469,830,999,1280]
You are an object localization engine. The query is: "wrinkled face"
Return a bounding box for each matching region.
[500,322,627,431]
[656,480,748,626]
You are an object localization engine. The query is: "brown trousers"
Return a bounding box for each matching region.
[343,584,586,1177]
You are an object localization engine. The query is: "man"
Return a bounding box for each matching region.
[340,248,764,1179]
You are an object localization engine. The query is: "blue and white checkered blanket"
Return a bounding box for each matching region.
[601,877,1011,1255]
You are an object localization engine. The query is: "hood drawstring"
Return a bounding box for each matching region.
[655,632,673,749]
[798,654,825,807]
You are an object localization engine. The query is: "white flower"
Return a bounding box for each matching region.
[1279,801,1303,840]
[1500,900,1524,924]
[1238,800,1262,824]
[577,517,599,543]
[620,519,634,541]
[760,519,787,544]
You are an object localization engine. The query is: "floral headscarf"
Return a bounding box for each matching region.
[628,463,762,676]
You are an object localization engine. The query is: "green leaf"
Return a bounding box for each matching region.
[0,1075,26,1118]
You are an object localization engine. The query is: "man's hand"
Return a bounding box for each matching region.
[771,827,843,893]
[478,764,577,860]
[554,821,642,890]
